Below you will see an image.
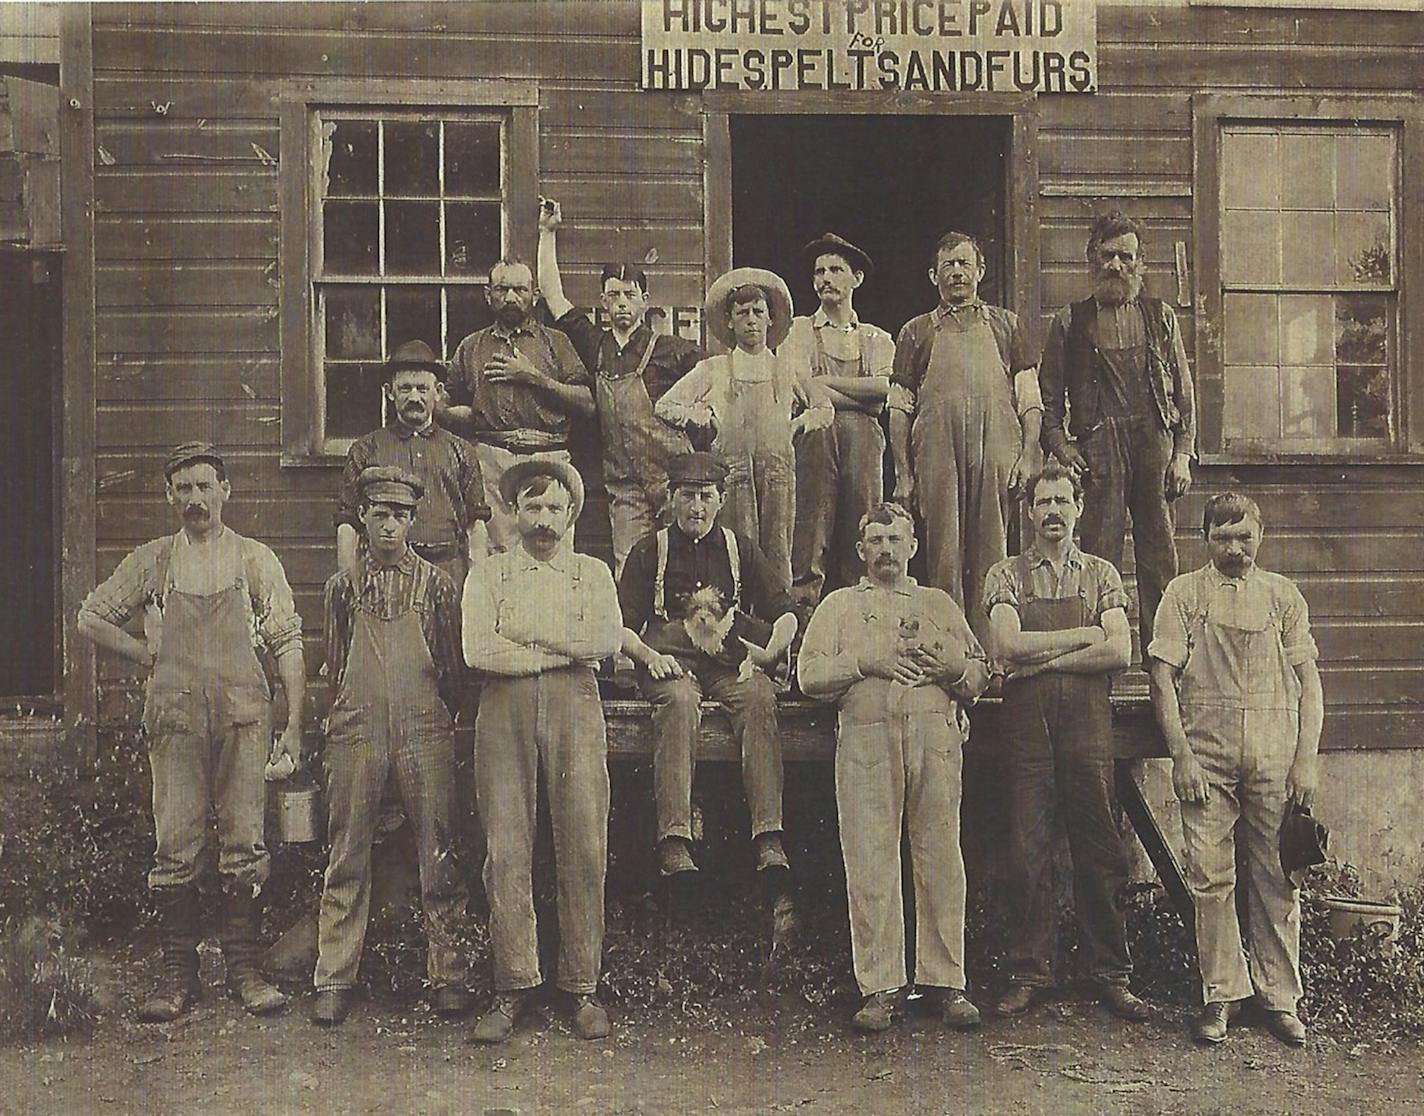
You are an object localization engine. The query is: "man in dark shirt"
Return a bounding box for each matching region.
[1038,210,1196,655]
[443,257,595,554]
[313,467,470,1026]
[537,197,701,575]
[619,452,799,878]
[335,339,490,586]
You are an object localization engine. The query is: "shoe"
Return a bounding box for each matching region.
[754,832,790,873]
[470,991,528,1044]
[852,990,896,1032]
[994,984,1038,1018]
[657,837,698,877]
[571,995,611,1040]
[938,990,982,1031]
[431,985,474,1019]
[1194,1000,1241,1044]
[1101,985,1151,1023]
[136,885,202,1023]
[220,886,289,1015]
[310,988,354,1026]
[1264,1010,1307,1046]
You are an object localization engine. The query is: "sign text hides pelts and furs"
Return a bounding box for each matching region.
[641,0,1097,94]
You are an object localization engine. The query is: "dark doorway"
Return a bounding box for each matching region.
[730,114,1009,335]
[0,252,60,699]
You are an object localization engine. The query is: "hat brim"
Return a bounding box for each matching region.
[704,268,794,352]
[164,451,226,480]
[803,238,873,278]
[497,458,586,523]
[386,360,448,382]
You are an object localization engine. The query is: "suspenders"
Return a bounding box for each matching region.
[652,527,740,621]
[599,327,659,382]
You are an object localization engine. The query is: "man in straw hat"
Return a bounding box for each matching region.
[656,267,832,586]
[335,339,490,586]
[783,232,897,612]
[312,466,472,1026]
[77,442,304,1021]
[463,458,622,1043]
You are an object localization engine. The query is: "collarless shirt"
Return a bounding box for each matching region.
[447,321,591,448]
[983,543,1128,623]
[553,310,702,400]
[890,300,1035,412]
[1148,564,1317,672]
[335,420,490,545]
[781,310,896,398]
[323,548,464,711]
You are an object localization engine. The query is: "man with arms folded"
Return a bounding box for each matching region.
[1148,493,1322,1047]
[798,501,990,1033]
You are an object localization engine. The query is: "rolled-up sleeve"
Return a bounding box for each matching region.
[322,572,352,688]
[1279,581,1318,666]
[1093,560,1130,620]
[929,589,991,703]
[655,361,715,427]
[981,559,1020,615]
[890,315,930,412]
[456,438,491,523]
[79,540,163,628]
[247,542,305,659]
[1146,578,1192,670]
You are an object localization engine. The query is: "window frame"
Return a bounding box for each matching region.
[1193,93,1424,463]
[279,79,538,464]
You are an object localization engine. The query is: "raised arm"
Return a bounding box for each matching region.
[536,198,575,322]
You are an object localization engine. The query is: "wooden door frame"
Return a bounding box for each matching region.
[701,91,1040,337]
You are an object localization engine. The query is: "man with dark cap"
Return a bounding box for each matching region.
[536,197,702,575]
[463,458,622,1043]
[312,467,472,1026]
[783,233,896,611]
[1148,493,1322,1047]
[336,339,490,586]
[443,257,595,555]
[1039,210,1195,656]
[617,451,800,878]
[77,442,304,1021]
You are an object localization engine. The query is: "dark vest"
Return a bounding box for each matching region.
[1064,296,1180,437]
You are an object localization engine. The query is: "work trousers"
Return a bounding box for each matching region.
[315,721,466,991]
[836,708,967,996]
[473,443,576,556]
[1180,705,1303,1012]
[475,667,610,995]
[792,412,885,610]
[1078,416,1178,657]
[1003,674,1133,988]
[721,450,795,590]
[607,473,664,579]
[146,686,270,891]
[639,655,785,843]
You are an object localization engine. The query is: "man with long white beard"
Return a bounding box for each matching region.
[1038,211,1197,653]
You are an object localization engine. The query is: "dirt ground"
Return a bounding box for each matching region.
[3,963,1421,1116]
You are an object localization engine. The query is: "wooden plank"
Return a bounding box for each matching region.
[95,121,279,166]
[553,222,703,268]
[703,112,731,317]
[1099,44,1424,92]
[97,306,279,354]
[1290,576,1424,620]
[1173,487,1424,531]
[93,26,635,81]
[1099,4,1424,47]
[97,214,278,260]
[1177,533,1423,574]
[96,401,282,450]
[96,355,279,403]
[99,493,341,541]
[542,130,701,177]
[97,261,277,308]
[1039,133,1191,178]
[542,174,701,222]
[94,74,284,120]
[1313,666,1424,705]
[95,167,276,213]
[1039,194,1192,221]
[1040,221,1190,266]
[5,75,59,154]
[540,87,700,132]
[1038,92,1191,133]
[96,449,341,498]
[59,3,97,767]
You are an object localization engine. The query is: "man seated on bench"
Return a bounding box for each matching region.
[617,451,799,879]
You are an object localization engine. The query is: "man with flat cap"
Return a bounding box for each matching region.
[783,233,896,611]
[463,457,622,1043]
[618,451,800,878]
[77,442,304,1021]
[537,197,702,575]
[656,268,831,586]
[312,466,472,1026]
[336,339,490,586]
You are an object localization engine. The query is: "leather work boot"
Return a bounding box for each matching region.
[220,886,289,1015]
[1194,1000,1241,1044]
[571,995,611,1040]
[1265,1010,1308,1046]
[938,990,982,1031]
[310,988,355,1026]
[657,837,698,877]
[137,885,202,1023]
[993,984,1039,1018]
[753,832,790,873]
[1101,984,1152,1022]
[431,985,474,1019]
[470,990,529,1044]
[851,990,897,1032]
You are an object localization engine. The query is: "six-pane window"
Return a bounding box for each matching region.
[1218,124,1397,450]
[314,111,505,446]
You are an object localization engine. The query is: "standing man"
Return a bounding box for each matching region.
[1039,210,1195,655]
[889,231,1042,646]
[463,459,622,1043]
[1148,494,1322,1047]
[536,197,700,575]
[799,502,990,1033]
[784,233,897,613]
[444,256,595,555]
[335,340,489,586]
[983,462,1149,1023]
[76,443,303,1021]
[312,467,471,1026]
[618,452,799,878]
